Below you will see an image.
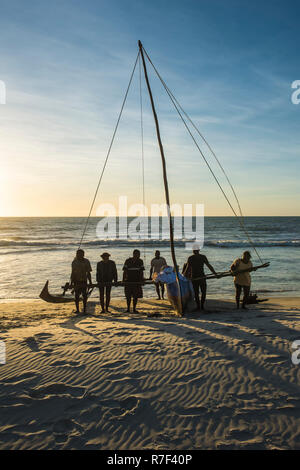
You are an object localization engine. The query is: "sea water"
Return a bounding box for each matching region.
[0,216,299,300]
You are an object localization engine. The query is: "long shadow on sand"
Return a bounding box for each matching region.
[83,307,300,401]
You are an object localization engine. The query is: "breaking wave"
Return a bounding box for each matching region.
[1,237,300,251]
[204,240,300,248]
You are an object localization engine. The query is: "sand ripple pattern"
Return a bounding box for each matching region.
[1,299,300,449]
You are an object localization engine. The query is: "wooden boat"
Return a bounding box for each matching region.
[40,40,269,315]
[40,281,74,303]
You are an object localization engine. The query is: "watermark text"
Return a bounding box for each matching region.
[291,80,300,104]
[291,340,300,365]
[95,196,204,249]
[0,341,6,364]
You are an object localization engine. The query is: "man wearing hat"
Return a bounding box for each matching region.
[183,243,218,311]
[96,252,118,313]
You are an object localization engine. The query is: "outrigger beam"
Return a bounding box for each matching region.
[193,262,270,281]
[39,280,155,304]
[40,263,270,304]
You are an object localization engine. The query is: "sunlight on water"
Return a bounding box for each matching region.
[0,216,299,300]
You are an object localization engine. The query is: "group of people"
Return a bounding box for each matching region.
[70,247,254,314]
[182,247,254,311]
[71,248,165,314]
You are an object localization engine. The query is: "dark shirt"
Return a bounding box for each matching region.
[123,258,144,282]
[71,257,92,283]
[96,260,118,283]
[185,254,208,279]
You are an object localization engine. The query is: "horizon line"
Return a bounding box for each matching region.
[0,215,299,218]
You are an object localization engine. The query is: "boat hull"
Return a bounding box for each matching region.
[166,277,193,316]
[39,281,74,303]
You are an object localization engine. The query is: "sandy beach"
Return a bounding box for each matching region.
[1,296,300,450]
[1,0,299,456]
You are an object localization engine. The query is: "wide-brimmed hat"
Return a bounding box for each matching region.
[101,252,111,258]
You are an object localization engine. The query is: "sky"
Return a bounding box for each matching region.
[0,0,299,216]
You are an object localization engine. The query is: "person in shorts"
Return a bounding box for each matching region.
[149,250,167,300]
[231,250,255,309]
[183,244,217,311]
[123,249,144,313]
[97,252,118,313]
[71,249,92,314]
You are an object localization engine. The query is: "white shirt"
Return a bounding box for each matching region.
[232,258,253,286]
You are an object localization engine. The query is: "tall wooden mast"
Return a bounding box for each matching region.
[138,40,182,312]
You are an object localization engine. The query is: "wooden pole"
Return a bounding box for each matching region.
[138,40,183,313]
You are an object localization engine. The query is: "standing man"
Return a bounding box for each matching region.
[71,249,92,314]
[97,252,118,313]
[231,251,255,310]
[183,245,218,311]
[123,249,144,313]
[149,250,167,300]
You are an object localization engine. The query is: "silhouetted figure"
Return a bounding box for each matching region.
[97,252,118,313]
[183,245,217,311]
[149,250,167,300]
[123,249,144,313]
[71,249,92,314]
[231,251,254,310]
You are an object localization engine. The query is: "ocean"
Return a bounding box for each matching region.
[0,216,299,300]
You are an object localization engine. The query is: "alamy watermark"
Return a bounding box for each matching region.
[291,80,300,104]
[291,340,300,365]
[0,80,6,104]
[95,196,204,249]
[0,341,6,364]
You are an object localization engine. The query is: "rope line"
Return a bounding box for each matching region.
[78,43,264,266]
[142,45,263,263]
[78,51,140,248]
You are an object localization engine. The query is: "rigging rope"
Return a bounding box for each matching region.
[139,54,147,264]
[141,45,264,264]
[78,43,264,266]
[78,51,140,248]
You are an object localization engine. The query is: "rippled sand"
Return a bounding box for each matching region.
[1,297,300,449]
